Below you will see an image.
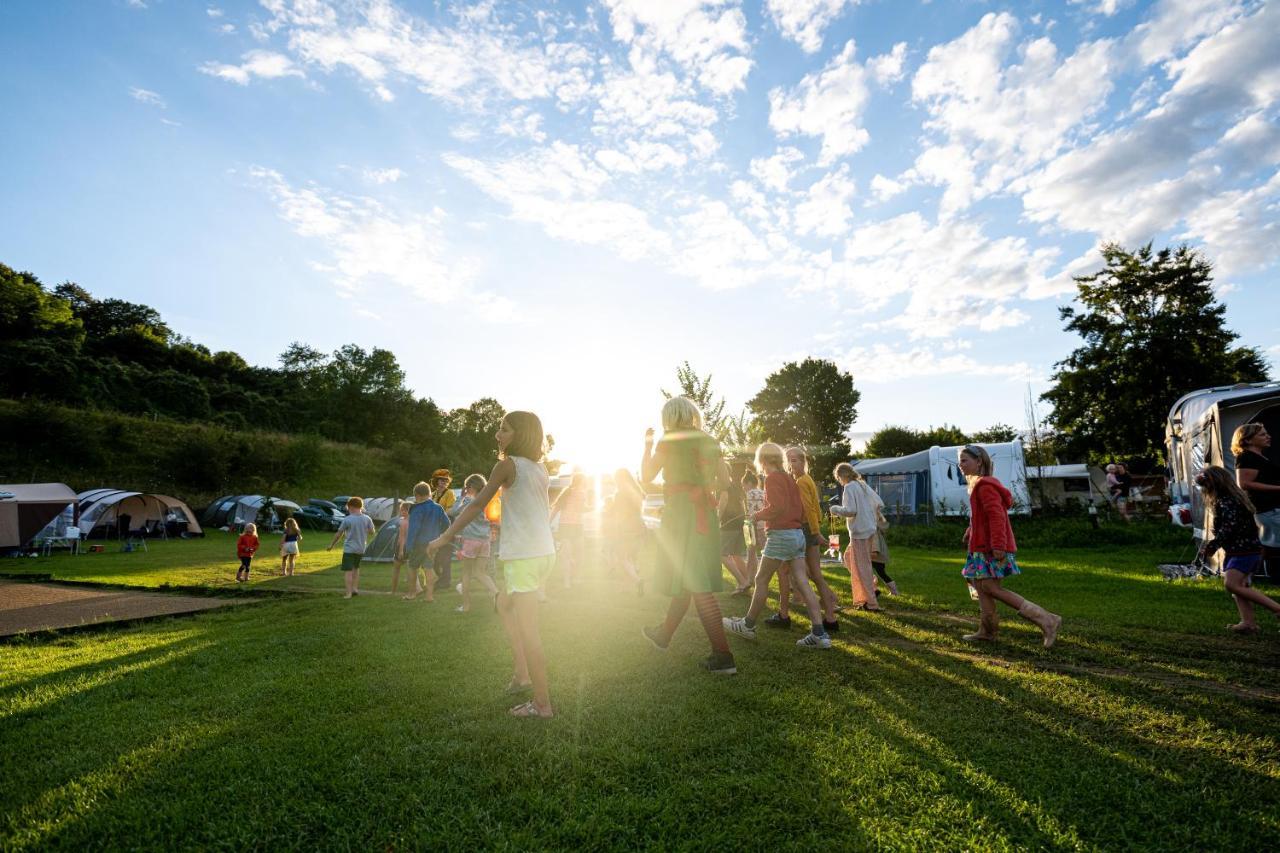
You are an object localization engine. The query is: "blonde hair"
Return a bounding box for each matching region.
[833,462,859,481]
[1232,423,1267,456]
[959,444,994,490]
[283,517,300,535]
[755,442,785,473]
[413,481,432,500]
[464,473,486,493]
[1197,465,1255,513]
[661,396,703,432]
[244,522,257,535]
[784,446,808,475]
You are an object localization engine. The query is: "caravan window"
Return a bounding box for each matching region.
[871,474,916,514]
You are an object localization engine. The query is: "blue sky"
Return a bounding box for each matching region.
[2,0,1277,469]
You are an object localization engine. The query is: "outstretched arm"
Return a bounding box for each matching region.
[640,429,662,484]
[428,458,514,555]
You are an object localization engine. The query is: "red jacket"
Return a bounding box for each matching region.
[236,534,259,559]
[754,470,803,532]
[966,477,1017,554]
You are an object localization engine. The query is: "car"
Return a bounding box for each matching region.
[296,505,342,531]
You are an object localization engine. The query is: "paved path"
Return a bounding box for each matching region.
[0,580,250,637]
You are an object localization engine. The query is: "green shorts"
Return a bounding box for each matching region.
[341,552,364,571]
[502,555,555,595]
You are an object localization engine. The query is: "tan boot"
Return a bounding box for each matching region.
[963,611,998,642]
[1018,601,1061,648]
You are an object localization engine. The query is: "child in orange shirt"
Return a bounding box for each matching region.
[236,523,259,583]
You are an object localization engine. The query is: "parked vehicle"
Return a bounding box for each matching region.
[297,504,342,531]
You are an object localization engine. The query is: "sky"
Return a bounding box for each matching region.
[1,0,1277,471]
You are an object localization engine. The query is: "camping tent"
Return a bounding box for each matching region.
[1166,381,1280,534]
[363,514,402,562]
[59,489,204,538]
[853,441,1031,518]
[364,497,408,523]
[202,495,302,530]
[0,483,77,551]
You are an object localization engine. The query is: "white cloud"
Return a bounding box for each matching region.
[1069,0,1133,15]
[207,7,224,18]
[909,13,1118,216]
[867,42,907,85]
[749,147,804,192]
[497,106,548,143]
[603,0,752,94]
[1022,1,1280,274]
[869,173,905,202]
[200,50,304,85]
[1128,0,1248,65]
[793,165,856,238]
[768,40,871,164]
[837,343,1030,383]
[128,87,165,108]
[363,167,403,184]
[766,0,861,54]
[251,166,503,315]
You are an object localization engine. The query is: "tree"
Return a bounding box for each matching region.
[747,358,859,468]
[970,424,1018,443]
[1042,243,1269,461]
[862,426,926,459]
[661,361,728,438]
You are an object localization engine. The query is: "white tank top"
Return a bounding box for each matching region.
[499,456,555,560]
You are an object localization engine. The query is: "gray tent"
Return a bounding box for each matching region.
[0,483,77,550]
[363,515,402,562]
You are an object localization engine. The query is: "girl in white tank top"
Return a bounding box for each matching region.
[425,411,557,719]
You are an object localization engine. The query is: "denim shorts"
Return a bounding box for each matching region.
[762,528,806,561]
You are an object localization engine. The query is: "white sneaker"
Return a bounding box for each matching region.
[456,583,464,595]
[797,632,832,649]
[722,616,757,640]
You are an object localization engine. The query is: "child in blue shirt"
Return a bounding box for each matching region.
[402,481,450,602]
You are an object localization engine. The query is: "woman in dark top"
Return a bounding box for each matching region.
[1232,423,1280,548]
[1197,465,1279,633]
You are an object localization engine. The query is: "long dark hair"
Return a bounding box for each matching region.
[502,411,545,462]
[1197,465,1255,513]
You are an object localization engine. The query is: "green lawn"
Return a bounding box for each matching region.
[2,534,1278,850]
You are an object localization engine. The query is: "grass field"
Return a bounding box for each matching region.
[2,533,1278,850]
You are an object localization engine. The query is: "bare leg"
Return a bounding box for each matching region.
[723,555,748,589]
[804,545,837,621]
[787,558,826,631]
[746,557,781,623]
[513,592,552,715]
[497,590,528,687]
[281,554,287,575]
[352,567,360,594]
[458,557,475,610]
[390,559,403,594]
[964,587,999,640]
[777,570,791,618]
[1225,570,1280,628]
[343,569,355,598]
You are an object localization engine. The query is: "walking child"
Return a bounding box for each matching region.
[549,471,589,590]
[401,482,450,602]
[723,442,833,649]
[830,463,884,611]
[1196,465,1280,633]
[639,397,738,672]
[957,445,1061,647]
[429,411,558,718]
[279,517,302,577]
[327,497,375,599]
[235,522,259,583]
[389,502,410,594]
[454,474,500,612]
[870,508,899,595]
[718,466,752,594]
[431,469,457,590]
[774,447,839,630]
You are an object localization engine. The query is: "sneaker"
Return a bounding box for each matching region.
[642,625,670,651]
[700,652,737,675]
[797,632,832,649]
[822,620,840,634]
[456,583,464,596]
[723,616,757,640]
[763,613,792,629]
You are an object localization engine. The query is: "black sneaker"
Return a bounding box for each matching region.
[823,620,840,634]
[763,613,792,629]
[641,625,670,651]
[701,652,738,675]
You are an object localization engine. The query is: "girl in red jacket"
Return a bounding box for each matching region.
[235,523,259,583]
[958,445,1061,647]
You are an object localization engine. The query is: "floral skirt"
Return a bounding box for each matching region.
[962,552,1021,580]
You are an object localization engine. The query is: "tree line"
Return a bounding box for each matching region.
[0,263,506,479]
